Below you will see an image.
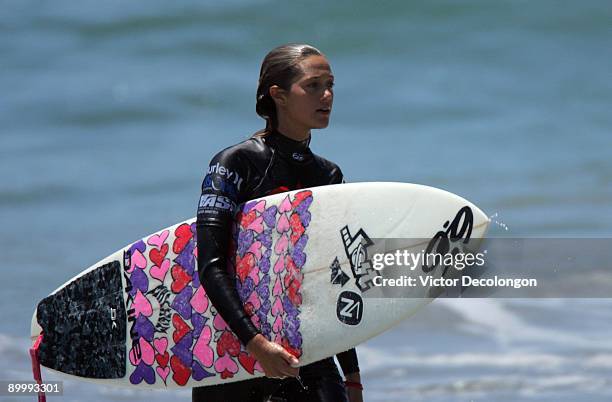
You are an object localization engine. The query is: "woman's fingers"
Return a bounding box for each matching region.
[246,334,300,378]
[282,349,300,367]
[283,365,299,377]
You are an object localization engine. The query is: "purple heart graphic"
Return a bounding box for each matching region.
[256,275,270,300]
[191,313,208,338]
[129,362,155,385]
[129,240,147,255]
[298,210,311,227]
[293,234,308,254]
[283,295,299,315]
[292,252,306,269]
[259,297,271,315]
[171,333,193,367]
[237,230,254,257]
[192,360,215,381]
[192,269,200,288]
[286,330,302,349]
[172,287,193,320]
[175,241,195,275]
[260,321,272,338]
[263,206,278,228]
[296,196,313,214]
[134,315,155,341]
[243,200,256,213]
[257,229,272,249]
[237,277,254,301]
[129,268,149,297]
[260,248,272,273]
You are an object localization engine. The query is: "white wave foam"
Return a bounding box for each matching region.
[357,345,567,371]
[583,354,612,369]
[437,299,612,350]
[367,372,612,400]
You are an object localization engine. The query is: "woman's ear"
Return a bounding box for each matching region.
[269,85,287,107]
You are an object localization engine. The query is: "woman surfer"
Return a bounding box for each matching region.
[194,44,363,402]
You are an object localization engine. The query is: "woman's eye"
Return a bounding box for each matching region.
[306,80,333,90]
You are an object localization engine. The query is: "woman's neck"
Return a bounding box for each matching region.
[275,118,311,142]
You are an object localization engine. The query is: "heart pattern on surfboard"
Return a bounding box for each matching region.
[124,191,313,386]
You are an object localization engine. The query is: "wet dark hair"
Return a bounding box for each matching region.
[253,44,323,136]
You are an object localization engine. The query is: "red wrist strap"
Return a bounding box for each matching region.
[344,380,363,390]
[30,334,47,402]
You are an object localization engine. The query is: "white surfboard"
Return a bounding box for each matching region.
[31,182,489,388]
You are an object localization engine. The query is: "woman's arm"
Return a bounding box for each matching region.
[196,150,260,345]
[337,349,363,402]
[196,150,298,378]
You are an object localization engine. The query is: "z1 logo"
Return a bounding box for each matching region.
[336,291,363,326]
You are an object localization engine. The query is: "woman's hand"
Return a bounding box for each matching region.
[246,334,299,378]
[345,372,364,402]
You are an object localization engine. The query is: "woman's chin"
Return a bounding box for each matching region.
[311,118,331,129]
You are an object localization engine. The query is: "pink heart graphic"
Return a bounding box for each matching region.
[140,338,155,366]
[278,196,292,213]
[193,327,214,368]
[274,233,289,255]
[156,366,170,383]
[214,354,238,376]
[253,200,266,213]
[147,230,169,249]
[131,249,147,272]
[272,316,283,334]
[247,241,262,260]
[190,285,208,314]
[273,277,283,296]
[276,214,290,233]
[247,216,264,233]
[133,290,153,317]
[271,297,284,316]
[247,291,261,310]
[273,255,285,274]
[129,337,155,366]
[153,337,168,355]
[213,313,230,331]
[248,266,260,286]
[254,360,264,373]
[150,259,170,282]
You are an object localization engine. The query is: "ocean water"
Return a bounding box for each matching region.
[1,0,611,401]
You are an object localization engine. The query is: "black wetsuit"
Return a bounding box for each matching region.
[194,130,359,402]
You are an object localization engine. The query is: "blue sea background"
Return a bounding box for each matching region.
[1,0,611,401]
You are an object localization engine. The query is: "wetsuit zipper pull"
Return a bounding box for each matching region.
[295,375,308,391]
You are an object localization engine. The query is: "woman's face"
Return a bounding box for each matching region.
[280,55,334,131]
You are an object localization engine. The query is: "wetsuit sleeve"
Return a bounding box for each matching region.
[332,164,344,185]
[196,149,260,346]
[336,348,360,375]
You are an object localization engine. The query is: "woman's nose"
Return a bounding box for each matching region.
[322,88,333,101]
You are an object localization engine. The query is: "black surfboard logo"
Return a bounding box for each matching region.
[336,291,363,326]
